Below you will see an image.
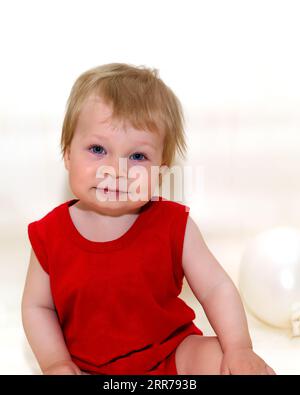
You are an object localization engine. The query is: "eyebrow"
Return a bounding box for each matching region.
[87,133,156,150]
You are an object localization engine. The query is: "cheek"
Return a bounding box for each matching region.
[68,157,97,184]
[128,164,159,190]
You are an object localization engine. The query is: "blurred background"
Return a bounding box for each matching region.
[0,0,299,374]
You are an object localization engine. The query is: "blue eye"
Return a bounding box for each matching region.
[130,152,147,161]
[89,145,105,155]
[88,145,147,161]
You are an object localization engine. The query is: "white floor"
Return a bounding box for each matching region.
[1,235,299,375]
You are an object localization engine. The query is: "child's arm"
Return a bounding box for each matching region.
[21,249,82,375]
[182,216,276,374]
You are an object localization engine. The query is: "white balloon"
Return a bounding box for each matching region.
[239,227,300,336]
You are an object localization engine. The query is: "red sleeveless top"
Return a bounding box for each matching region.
[27,196,203,375]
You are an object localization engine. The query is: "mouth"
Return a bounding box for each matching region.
[94,187,128,194]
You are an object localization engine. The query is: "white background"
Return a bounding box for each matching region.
[0,0,299,374]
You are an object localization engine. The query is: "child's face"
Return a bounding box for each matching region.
[64,94,165,215]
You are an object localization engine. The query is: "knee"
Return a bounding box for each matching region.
[190,336,224,375]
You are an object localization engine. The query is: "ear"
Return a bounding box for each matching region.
[63,147,71,171]
[159,163,168,174]
[158,163,167,187]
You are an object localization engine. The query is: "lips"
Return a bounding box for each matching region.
[95,187,127,193]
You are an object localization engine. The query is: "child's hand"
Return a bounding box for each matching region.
[43,359,83,375]
[220,347,276,375]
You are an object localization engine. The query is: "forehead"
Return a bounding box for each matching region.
[76,95,163,145]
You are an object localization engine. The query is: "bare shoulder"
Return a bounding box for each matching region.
[182,215,208,271]
[21,248,55,310]
[182,216,230,302]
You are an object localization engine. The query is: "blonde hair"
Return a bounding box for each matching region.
[60,63,187,167]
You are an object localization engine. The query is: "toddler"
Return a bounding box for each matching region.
[21,63,276,375]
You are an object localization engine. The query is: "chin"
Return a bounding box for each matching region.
[105,197,151,213]
[96,202,139,216]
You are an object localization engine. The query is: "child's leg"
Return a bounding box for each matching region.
[175,335,224,375]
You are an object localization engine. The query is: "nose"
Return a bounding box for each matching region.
[96,155,128,190]
[103,155,127,178]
